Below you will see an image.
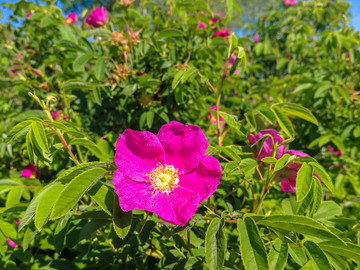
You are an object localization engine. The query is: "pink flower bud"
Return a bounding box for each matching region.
[254,33,259,44]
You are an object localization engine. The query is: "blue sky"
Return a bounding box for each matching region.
[0,0,360,31]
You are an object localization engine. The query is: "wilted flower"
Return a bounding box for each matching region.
[280,150,321,193]
[120,0,134,6]
[110,31,127,46]
[214,28,229,38]
[86,7,108,28]
[283,0,297,5]
[209,106,225,126]
[248,129,286,160]
[64,13,77,25]
[128,28,142,44]
[254,33,259,44]
[21,164,38,178]
[33,68,43,76]
[7,238,17,248]
[113,121,222,226]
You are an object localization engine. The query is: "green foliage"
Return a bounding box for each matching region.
[0,0,360,269]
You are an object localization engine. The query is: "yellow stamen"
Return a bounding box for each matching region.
[147,163,179,194]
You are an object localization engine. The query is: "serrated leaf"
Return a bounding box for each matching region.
[205,217,227,270]
[31,122,49,153]
[275,103,318,126]
[19,183,61,232]
[271,106,295,138]
[253,215,343,244]
[238,217,269,270]
[56,162,114,184]
[274,154,291,172]
[95,57,105,81]
[62,79,93,91]
[113,194,132,239]
[296,163,313,201]
[51,168,107,220]
[55,40,86,52]
[73,54,93,72]
[157,29,185,39]
[35,184,64,230]
[268,238,288,270]
[6,185,23,208]
[6,120,32,143]
[218,111,246,137]
[318,241,360,261]
[88,183,114,216]
[313,201,341,220]
[303,241,332,270]
[309,162,334,193]
[240,158,258,172]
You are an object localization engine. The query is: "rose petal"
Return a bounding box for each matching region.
[179,155,221,201]
[115,129,165,182]
[157,121,208,174]
[281,171,297,193]
[113,170,200,226]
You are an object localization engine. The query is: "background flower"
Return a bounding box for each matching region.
[248,129,286,160]
[85,7,108,27]
[21,164,38,178]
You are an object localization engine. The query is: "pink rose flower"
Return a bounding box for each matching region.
[52,111,58,119]
[64,13,77,25]
[198,22,207,29]
[208,106,225,126]
[248,129,286,160]
[281,150,321,193]
[283,0,297,5]
[335,150,343,156]
[113,121,222,226]
[85,7,108,28]
[214,28,229,38]
[254,33,259,44]
[327,145,334,153]
[21,164,38,179]
[7,238,17,248]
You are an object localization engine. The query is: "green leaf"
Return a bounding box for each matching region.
[309,162,334,193]
[259,107,276,124]
[35,184,64,230]
[51,168,107,220]
[288,245,307,266]
[55,40,86,52]
[54,213,72,253]
[275,103,318,126]
[62,79,93,91]
[309,177,322,217]
[261,157,277,164]
[245,112,256,129]
[157,29,185,39]
[240,158,258,172]
[88,28,111,38]
[237,217,269,270]
[217,111,246,138]
[181,67,198,84]
[253,215,343,243]
[268,238,288,270]
[205,217,227,270]
[6,185,23,208]
[0,220,18,239]
[88,183,114,216]
[69,138,102,157]
[296,163,313,201]
[147,111,154,129]
[303,241,332,270]
[6,120,32,143]
[226,0,233,21]
[313,201,342,220]
[113,194,132,239]
[56,162,114,184]
[19,183,61,232]
[274,154,291,172]
[73,53,93,72]
[318,241,360,261]
[271,105,295,138]
[172,69,186,89]
[31,122,49,153]
[95,57,105,81]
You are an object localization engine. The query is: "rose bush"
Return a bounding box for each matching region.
[0,0,359,269]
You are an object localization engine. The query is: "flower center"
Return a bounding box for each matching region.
[146,163,179,194]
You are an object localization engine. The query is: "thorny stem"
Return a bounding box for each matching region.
[197,72,216,94]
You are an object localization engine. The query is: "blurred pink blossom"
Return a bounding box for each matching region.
[248,129,286,160]
[254,33,259,43]
[86,7,108,28]
[214,28,229,38]
[64,13,77,25]
[7,238,17,248]
[26,13,32,19]
[208,106,225,126]
[21,164,38,179]
[283,0,297,5]
[198,22,207,29]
